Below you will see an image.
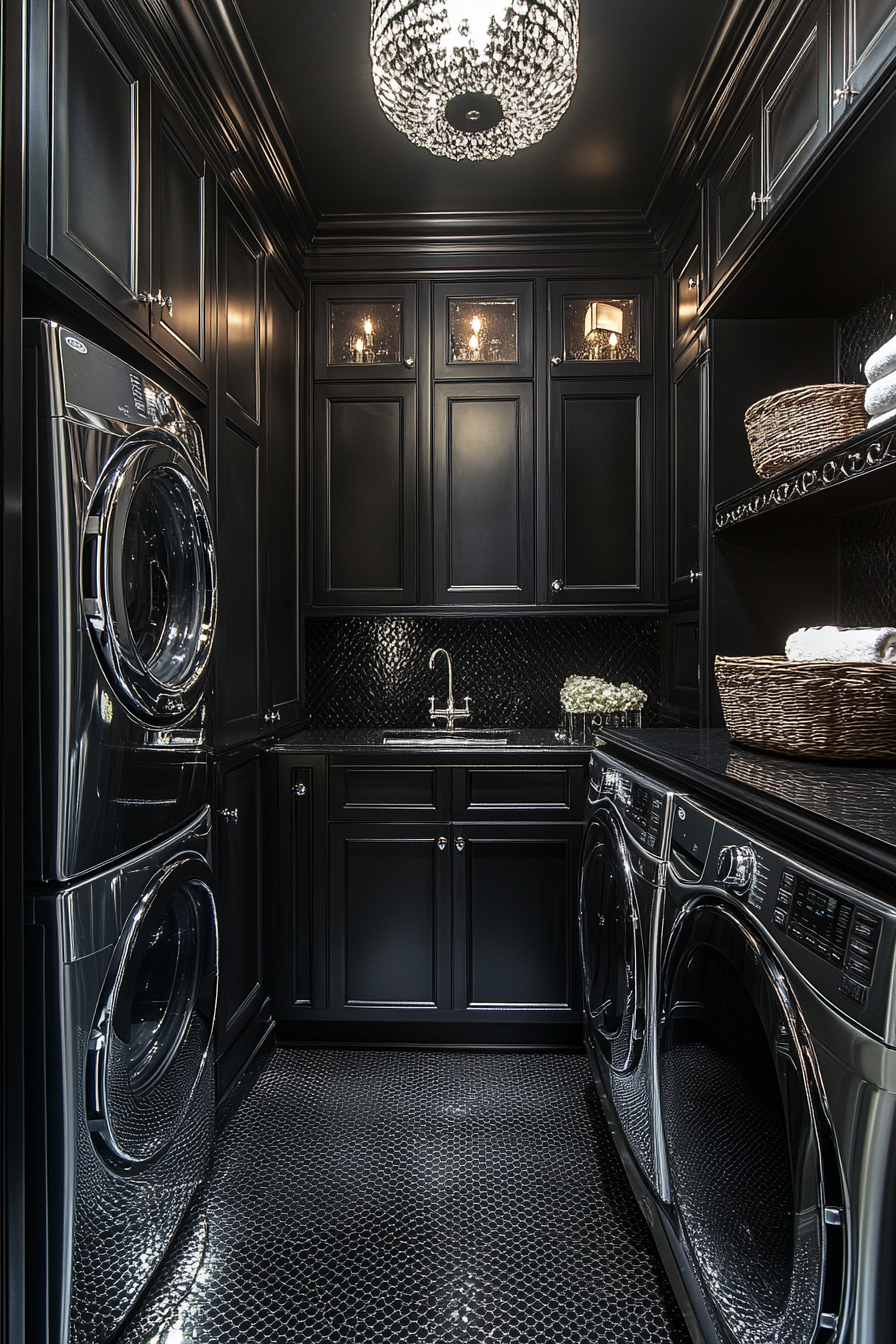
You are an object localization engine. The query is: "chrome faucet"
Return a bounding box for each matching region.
[428,648,472,730]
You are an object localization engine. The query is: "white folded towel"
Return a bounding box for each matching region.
[864,366,896,418]
[867,405,896,432]
[865,333,896,384]
[785,625,896,663]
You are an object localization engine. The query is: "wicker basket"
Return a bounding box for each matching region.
[744,384,868,479]
[714,656,896,761]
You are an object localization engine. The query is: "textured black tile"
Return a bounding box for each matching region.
[840,500,896,627]
[305,616,662,730]
[840,279,896,384]
[119,1048,689,1344]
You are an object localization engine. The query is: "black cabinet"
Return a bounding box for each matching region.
[706,98,763,295]
[312,382,418,606]
[833,0,896,114]
[669,345,704,603]
[548,378,656,606]
[432,383,535,605]
[432,281,534,380]
[215,199,303,746]
[150,95,213,382]
[214,747,272,1098]
[671,220,702,360]
[275,754,585,1038]
[761,0,831,212]
[549,279,654,376]
[42,0,151,328]
[313,282,417,381]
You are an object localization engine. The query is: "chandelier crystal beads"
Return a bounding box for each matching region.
[370,1,579,161]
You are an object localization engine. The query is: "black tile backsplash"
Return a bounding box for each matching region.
[840,278,896,383]
[840,500,896,625]
[305,615,661,729]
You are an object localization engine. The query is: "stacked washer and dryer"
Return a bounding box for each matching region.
[23,321,220,1344]
[580,748,896,1344]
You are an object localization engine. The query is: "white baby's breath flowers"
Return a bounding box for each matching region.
[559,675,647,713]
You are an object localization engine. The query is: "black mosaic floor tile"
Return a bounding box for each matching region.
[119,1049,689,1344]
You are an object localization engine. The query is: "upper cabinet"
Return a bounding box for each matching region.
[760,0,831,214]
[432,281,534,380]
[313,283,417,380]
[548,280,654,376]
[671,220,702,360]
[833,0,896,114]
[705,97,763,296]
[28,0,213,381]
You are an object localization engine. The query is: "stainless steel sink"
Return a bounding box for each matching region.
[381,729,509,746]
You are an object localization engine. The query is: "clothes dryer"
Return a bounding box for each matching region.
[579,749,673,1202]
[25,808,218,1344]
[656,793,896,1344]
[24,320,217,881]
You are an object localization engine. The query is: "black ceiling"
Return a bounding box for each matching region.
[234,0,731,219]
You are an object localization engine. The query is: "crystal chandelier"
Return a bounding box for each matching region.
[370,1,579,161]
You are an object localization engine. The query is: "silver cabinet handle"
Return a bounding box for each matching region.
[550,355,562,366]
[455,836,465,852]
[139,289,174,315]
[750,191,770,212]
[405,356,415,367]
[687,277,698,291]
[834,85,856,106]
[438,836,448,851]
[218,807,239,824]
[551,579,563,592]
[264,709,281,723]
[689,570,703,583]
[293,783,307,797]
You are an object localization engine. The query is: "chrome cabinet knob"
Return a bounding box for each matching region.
[687,277,698,290]
[293,783,307,797]
[689,570,703,583]
[716,844,756,894]
[264,709,281,723]
[438,836,448,851]
[455,836,465,852]
[551,355,562,366]
[217,807,239,825]
[405,356,415,367]
[551,579,563,592]
[139,289,173,315]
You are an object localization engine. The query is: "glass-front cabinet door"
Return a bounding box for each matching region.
[549,280,653,375]
[313,283,417,380]
[433,281,534,379]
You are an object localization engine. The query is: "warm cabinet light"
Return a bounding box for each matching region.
[370,0,579,161]
[585,301,625,360]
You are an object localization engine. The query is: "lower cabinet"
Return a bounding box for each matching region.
[273,754,585,1039]
[214,746,273,1097]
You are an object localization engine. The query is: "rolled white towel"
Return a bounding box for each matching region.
[785,625,896,663]
[864,366,896,418]
[867,405,896,432]
[865,333,896,384]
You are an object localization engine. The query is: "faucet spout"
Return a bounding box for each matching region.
[427,648,472,730]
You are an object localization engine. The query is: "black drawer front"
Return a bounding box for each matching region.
[456,767,583,818]
[330,766,450,819]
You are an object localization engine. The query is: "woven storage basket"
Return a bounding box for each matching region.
[714,656,896,761]
[744,384,868,479]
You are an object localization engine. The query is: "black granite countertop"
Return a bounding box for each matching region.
[270,727,591,757]
[598,727,896,888]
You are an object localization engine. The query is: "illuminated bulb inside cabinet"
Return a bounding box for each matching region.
[354,336,365,362]
[468,333,480,359]
[584,300,625,360]
[471,314,482,334]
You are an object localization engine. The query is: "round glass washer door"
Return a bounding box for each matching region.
[85,854,218,1171]
[82,432,217,724]
[578,810,645,1074]
[658,899,845,1344]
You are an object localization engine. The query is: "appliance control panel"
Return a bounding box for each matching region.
[590,752,669,857]
[774,869,882,1007]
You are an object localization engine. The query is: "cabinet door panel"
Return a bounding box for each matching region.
[216,424,261,744]
[433,384,534,604]
[839,0,896,100]
[707,101,762,292]
[50,0,149,324]
[265,273,301,722]
[331,828,449,1008]
[550,379,654,604]
[221,202,262,431]
[313,384,417,605]
[215,753,265,1055]
[763,1,829,209]
[670,354,703,600]
[151,99,208,379]
[455,827,579,1010]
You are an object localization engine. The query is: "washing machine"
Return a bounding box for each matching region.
[25,807,218,1344]
[23,319,217,882]
[579,748,673,1203]
[657,792,896,1344]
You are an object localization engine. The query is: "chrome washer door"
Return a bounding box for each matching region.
[85,855,218,1170]
[579,810,645,1074]
[658,899,845,1344]
[82,432,216,723]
